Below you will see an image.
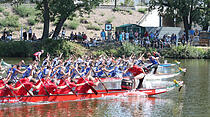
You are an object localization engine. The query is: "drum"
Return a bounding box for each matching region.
[121,79,133,90]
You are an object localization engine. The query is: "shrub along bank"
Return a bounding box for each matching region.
[0,40,210,59]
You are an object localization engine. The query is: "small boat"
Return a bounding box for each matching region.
[159,63,177,67]
[100,71,183,83]
[144,71,182,81]
[0,81,183,104]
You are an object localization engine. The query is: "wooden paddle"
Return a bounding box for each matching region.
[173,79,183,92]
[61,78,78,96]
[37,78,50,96]
[15,78,33,96]
[91,67,108,93]
[74,67,98,95]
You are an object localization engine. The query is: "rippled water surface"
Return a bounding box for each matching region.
[0,59,210,117]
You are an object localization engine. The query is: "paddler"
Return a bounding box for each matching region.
[124,63,146,89]
[33,50,44,61]
[75,69,99,93]
[16,78,42,96]
[0,80,23,96]
[146,53,159,74]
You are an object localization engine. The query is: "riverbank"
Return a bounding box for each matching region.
[0,40,210,59]
[0,39,210,59]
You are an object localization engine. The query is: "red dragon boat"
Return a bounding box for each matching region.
[0,81,183,104]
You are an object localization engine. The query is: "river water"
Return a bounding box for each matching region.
[0,59,210,117]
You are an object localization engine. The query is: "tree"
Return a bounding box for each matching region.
[36,0,103,39]
[36,0,50,39]
[149,0,209,41]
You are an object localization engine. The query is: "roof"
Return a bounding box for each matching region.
[117,24,143,28]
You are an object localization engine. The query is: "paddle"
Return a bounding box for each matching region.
[174,60,181,65]
[61,78,78,96]
[2,79,19,100]
[178,67,186,72]
[74,67,98,95]
[173,79,183,92]
[37,78,50,96]
[14,78,33,96]
[91,67,108,93]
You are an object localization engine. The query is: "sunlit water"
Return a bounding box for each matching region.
[0,58,210,117]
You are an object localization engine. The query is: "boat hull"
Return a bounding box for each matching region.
[0,87,173,104]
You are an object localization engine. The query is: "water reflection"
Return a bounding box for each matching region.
[0,97,181,117]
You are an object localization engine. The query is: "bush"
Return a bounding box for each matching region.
[0,7,4,12]
[113,7,122,12]
[67,19,80,30]
[160,45,208,59]
[138,8,147,13]
[86,24,101,31]
[0,39,88,57]
[126,10,133,15]
[100,13,105,16]
[28,16,38,26]
[0,15,20,28]
[3,11,9,16]
[13,5,36,17]
[105,17,115,24]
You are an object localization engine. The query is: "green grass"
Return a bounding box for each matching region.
[86,24,101,31]
[138,8,147,14]
[28,16,38,26]
[105,16,115,24]
[3,11,9,16]
[0,7,5,12]
[13,5,37,17]
[100,13,105,16]
[0,15,20,28]
[67,19,80,30]
[112,7,122,12]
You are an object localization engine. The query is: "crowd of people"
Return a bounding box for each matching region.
[0,27,37,41]
[0,26,201,48]
[0,50,161,97]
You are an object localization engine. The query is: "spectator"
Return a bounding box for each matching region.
[61,27,66,38]
[100,29,106,41]
[125,31,129,41]
[122,31,125,41]
[70,31,74,40]
[28,27,32,40]
[23,29,27,40]
[1,28,7,40]
[82,33,87,41]
[32,33,37,40]
[134,31,138,40]
[107,31,112,41]
[7,33,12,41]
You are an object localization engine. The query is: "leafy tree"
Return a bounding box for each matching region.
[149,0,209,41]
[36,0,103,39]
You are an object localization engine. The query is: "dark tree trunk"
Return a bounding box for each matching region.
[115,0,117,8]
[42,0,50,39]
[52,16,67,38]
[183,16,189,43]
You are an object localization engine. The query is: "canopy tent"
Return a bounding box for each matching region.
[116,24,146,37]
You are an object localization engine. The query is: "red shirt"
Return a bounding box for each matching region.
[15,78,29,88]
[17,82,33,96]
[0,80,4,87]
[38,82,57,95]
[0,85,14,96]
[33,51,42,57]
[128,65,143,76]
[59,80,76,94]
[75,77,95,93]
